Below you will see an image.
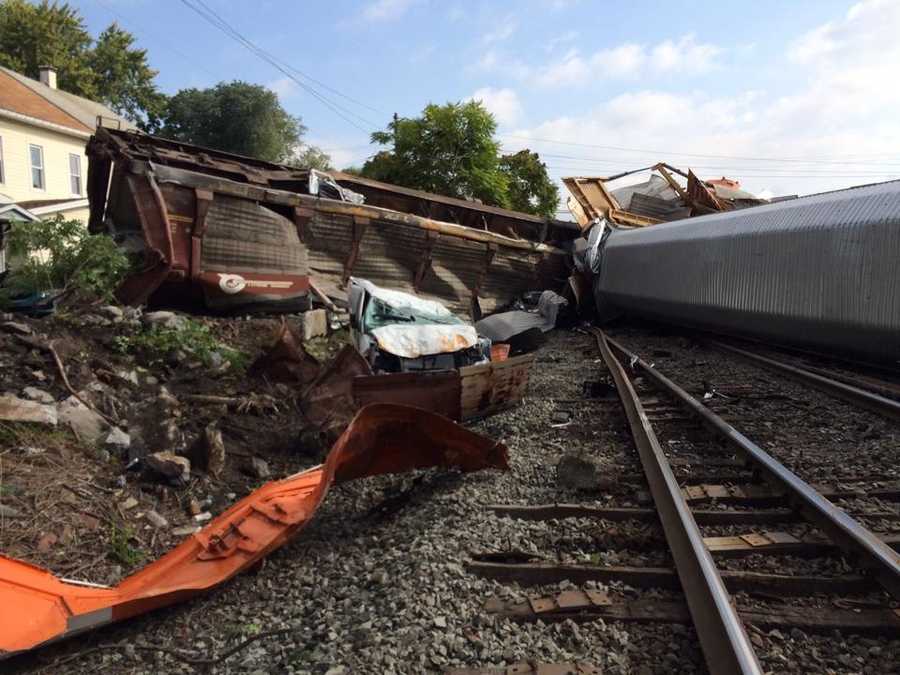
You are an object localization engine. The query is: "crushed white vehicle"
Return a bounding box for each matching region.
[348,278,490,372]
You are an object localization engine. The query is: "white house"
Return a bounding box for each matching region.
[0,65,134,226]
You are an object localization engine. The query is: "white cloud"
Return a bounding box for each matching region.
[267,77,297,100]
[650,34,722,73]
[468,87,523,126]
[529,35,719,87]
[545,30,579,53]
[363,0,416,21]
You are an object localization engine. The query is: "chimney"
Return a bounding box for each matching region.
[38,66,57,89]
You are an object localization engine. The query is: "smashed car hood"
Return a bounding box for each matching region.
[371,323,478,359]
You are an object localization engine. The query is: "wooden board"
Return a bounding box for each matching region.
[459,353,535,420]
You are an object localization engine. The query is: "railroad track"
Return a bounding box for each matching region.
[459,329,900,674]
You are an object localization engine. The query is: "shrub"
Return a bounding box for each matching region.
[2,216,129,302]
[113,318,248,371]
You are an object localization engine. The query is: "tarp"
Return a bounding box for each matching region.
[475,291,568,343]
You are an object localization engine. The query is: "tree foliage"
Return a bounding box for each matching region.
[3,217,130,301]
[363,102,509,206]
[499,150,560,218]
[0,1,164,124]
[362,101,559,218]
[153,81,330,168]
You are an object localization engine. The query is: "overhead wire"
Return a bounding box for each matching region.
[179,0,380,134]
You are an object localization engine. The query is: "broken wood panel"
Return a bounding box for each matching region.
[353,371,462,421]
[460,353,535,420]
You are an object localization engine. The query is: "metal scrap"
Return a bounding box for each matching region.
[0,403,509,657]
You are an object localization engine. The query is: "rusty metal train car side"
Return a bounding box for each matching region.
[86,129,570,317]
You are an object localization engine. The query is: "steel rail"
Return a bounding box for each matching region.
[606,335,900,599]
[711,341,900,423]
[594,330,763,675]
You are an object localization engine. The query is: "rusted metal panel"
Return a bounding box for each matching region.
[459,353,535,420]
[88,129,569,314]
[0,404,509,657]
[353,370,462,420]
[300,344,372,439]
[687,169,725,212]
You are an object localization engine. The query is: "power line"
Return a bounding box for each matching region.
[533,150,900,170]
[179,0,379,134]
[501,133,900,165]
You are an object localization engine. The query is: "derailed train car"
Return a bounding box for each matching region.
[593,180,900,361]
[86,129,571,317]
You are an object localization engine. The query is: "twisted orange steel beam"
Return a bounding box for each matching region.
[0,403,509,657]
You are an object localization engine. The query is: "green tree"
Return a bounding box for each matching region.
[363,102,509,206]
[0,1,164,124]
[89,24,167,127]
[499,150,560,218]
[154,81,330,167]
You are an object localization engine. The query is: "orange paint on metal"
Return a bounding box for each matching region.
[0,404,508,657]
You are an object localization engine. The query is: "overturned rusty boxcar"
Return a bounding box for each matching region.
[87,129,570,316]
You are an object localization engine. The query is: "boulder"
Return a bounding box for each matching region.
[0,394,57,426]
[244,456,271,480]
[105,427,131,453]
[143,311,186,330]
[145,451,191,483]
[144,510,168,528]
[22,386,54,404]
[302,309,328,341]
[98,305,124,321]
[58,395,108,444]
[187,423,226,478]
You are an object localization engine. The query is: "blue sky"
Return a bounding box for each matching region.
[77,0,900,202]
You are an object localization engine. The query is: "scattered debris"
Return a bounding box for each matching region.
[244,456,271,480]
[476,290,568,351]
[187,423,227,478]
[302,308,328,341]
[249,321,321,384]
[104,427,131,453]
[21,386,54,404]
[144,510,168,528]
[0,403,509,655]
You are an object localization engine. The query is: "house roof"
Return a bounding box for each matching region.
[0,67,134,135]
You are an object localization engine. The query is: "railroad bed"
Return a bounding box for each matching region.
[13,326,900,674]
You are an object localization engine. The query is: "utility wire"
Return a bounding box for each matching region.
[501,133,900,165]
[179,0,379,134]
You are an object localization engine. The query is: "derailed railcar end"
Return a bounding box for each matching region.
[594,180,900,362]
[87,129,570,317]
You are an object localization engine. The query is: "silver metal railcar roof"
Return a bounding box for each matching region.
[596,180,900,361]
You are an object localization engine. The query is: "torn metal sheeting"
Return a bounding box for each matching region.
[86,128,569,317]
[300,344,372,438]
[0,403,509,656]
[248,321,321,384]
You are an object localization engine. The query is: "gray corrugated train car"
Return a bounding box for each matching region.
[595,180,900,362]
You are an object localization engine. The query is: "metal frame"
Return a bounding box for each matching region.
[605,334,900,599]
[595,330,763,675]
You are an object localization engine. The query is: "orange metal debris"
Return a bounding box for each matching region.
[0,403,509,657]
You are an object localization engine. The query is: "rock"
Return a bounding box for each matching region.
[22,386,54,404]
[188,498,202,516]
[30,369,46,382]
[434,616,447,628]
[80,314,110,327]
[37,532,58,553]
[244,456,271,480]
[0,504,23,519]
[105,427,131,453]
[144,510,168,528]
[116,370,139,386]
[58,395,108,444]
[98,305,124,321]
[0,394,57,426]
[556,453,605,491]
[193,512,212,523]
[145,451,191,482]
[187,423,226,478]
[120,497,138,510]
[143,311,186,330]
[302,309,328,341]
[172,525,200,537]
[1,321,32,335]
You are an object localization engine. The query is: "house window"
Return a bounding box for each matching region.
[0,136,5,184]
[69,154,82,195]
[29,144,45,190]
